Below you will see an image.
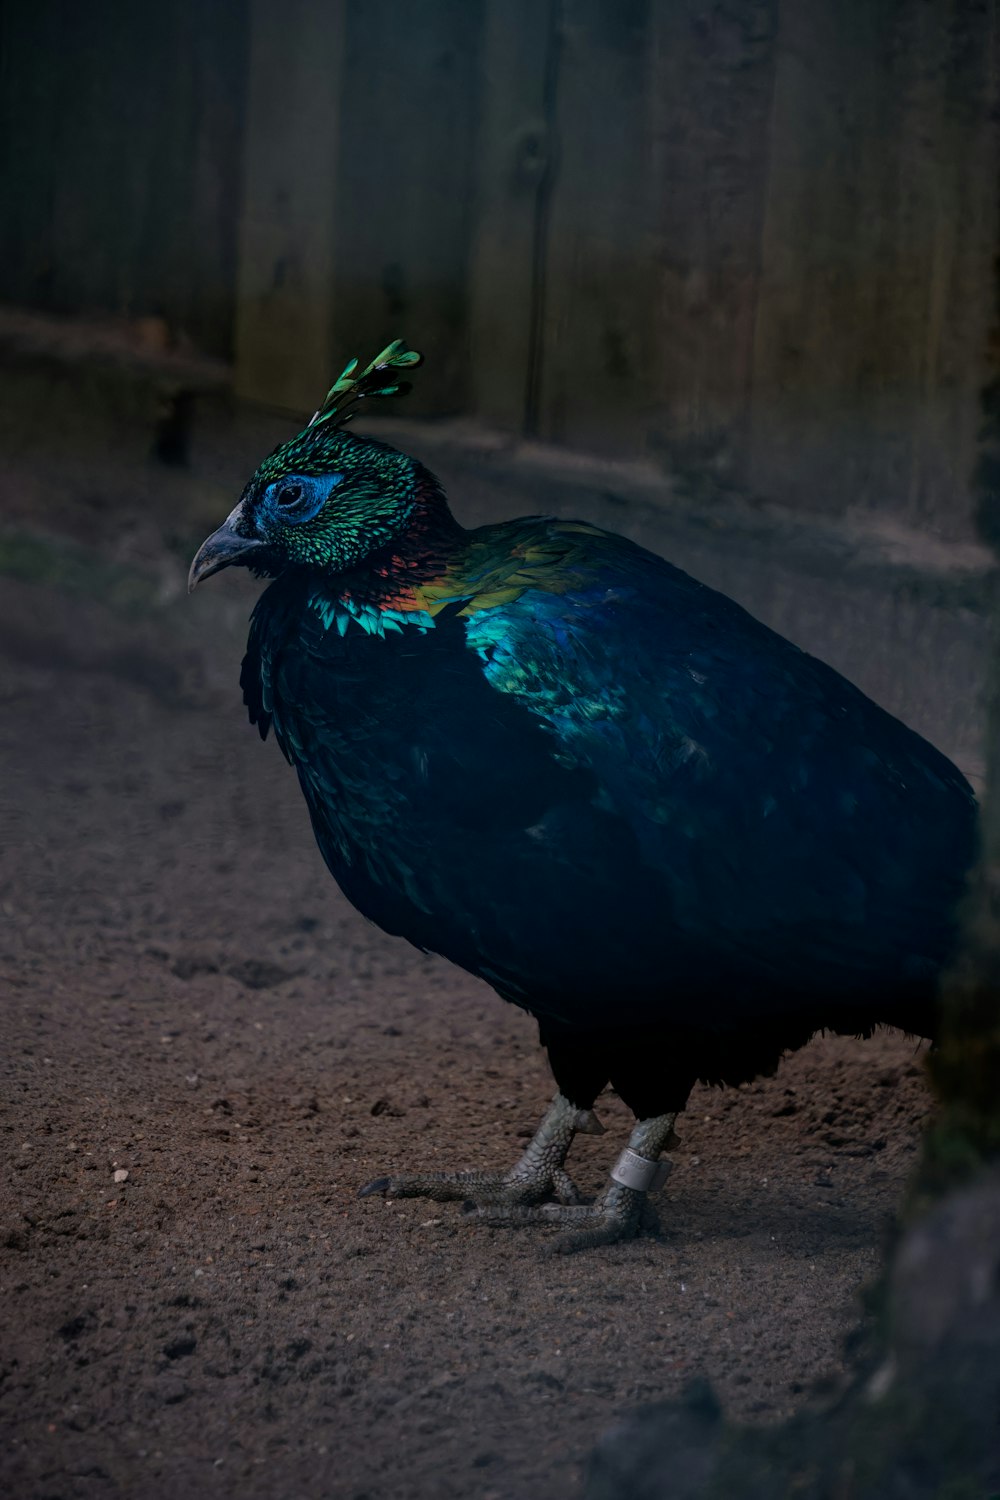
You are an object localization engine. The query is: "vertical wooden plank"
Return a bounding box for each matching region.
[466,0,555,433]
[538,0,778,472]
[536,0,656,455]
[233,0,346,411]
[646,0,778,486]
[166,0,249,357]
[888,0,999,536]
[747,1,909,520]
[330,0,484,417]
[0,0,246,357]
[747,0,997,537]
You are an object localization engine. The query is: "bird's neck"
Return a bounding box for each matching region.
[327,472,467,616]
[400,469,466,562]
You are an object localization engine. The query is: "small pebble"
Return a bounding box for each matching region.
[113,1168,129,1184]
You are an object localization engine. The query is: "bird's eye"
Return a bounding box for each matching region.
[266,472,342,525]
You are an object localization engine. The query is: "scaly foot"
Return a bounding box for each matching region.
[358,1092,603,1209]
[462,1112,679,1253]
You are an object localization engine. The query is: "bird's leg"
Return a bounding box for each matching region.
[358,1092,604,1208]
[468,1111,679,1253]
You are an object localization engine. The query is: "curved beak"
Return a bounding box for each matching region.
[188,517,266,592]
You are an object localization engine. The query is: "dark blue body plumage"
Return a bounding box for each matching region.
[239,513,976,1114]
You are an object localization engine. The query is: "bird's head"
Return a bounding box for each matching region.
[188,341,447,589]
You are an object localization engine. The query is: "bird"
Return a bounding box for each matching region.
[189,340,978,1251]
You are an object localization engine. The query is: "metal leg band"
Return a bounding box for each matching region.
[610,1147,672,1192]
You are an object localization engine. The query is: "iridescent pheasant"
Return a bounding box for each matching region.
[189,342,977,1251]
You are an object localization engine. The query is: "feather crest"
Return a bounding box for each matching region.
[307,340,423,430]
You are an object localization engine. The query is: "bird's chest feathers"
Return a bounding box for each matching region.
[266,582,592,902]
[276,592,472,844]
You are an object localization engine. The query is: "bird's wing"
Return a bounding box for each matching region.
[455,520,976,1012]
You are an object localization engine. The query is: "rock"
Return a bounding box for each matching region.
[158,1376,189,1405]
[583,1174,1000,1500]
[2,1221,29,1251]
[585,1383,723,1500]
[890,1170,1000,1356]
[370,1097,405,1117]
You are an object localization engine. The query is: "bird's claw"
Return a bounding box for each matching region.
[357,1175,392,1199]
[463,1182,651,1253]
[358,1164,586,1209]
[360,1108,676,1250]
[358,1092,594,1209]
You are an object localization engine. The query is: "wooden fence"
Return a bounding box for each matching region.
[1,0,997,536]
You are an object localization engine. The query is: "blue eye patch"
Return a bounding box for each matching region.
[264,472,343,524]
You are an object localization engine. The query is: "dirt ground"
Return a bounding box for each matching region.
[0,480,937,1500]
